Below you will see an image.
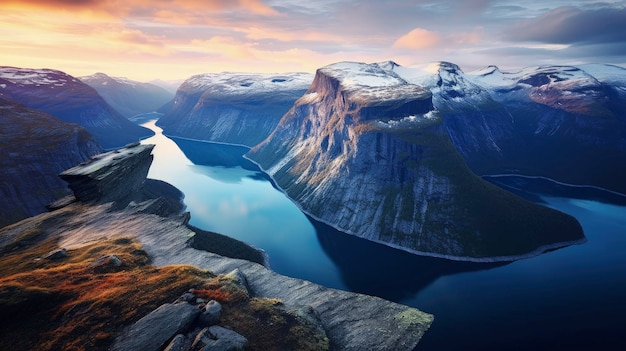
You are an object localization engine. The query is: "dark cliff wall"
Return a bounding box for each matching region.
[0,99,103,227]
[248,65,585,261]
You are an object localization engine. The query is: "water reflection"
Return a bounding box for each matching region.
[312,218,505,301]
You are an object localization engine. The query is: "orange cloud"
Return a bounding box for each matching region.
[393,28,441,49]
[2,0,279,17]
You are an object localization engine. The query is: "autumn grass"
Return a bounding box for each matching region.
[0,225,329,351]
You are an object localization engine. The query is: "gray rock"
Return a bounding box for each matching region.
[191,326,247,351]
[44,248,67,260]
[164,334,187,351]
[89,255,122,271]
[176,292,196,304]
[198,300,222,326]
[222,268,249,293]
[60,144,155,205]
[111,302,200,351]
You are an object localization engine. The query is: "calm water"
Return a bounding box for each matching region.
[141,120,626,350]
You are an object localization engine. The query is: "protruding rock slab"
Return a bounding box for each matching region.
[59,143,154,204]
[111,302,200,351]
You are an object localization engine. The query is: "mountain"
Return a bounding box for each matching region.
[246,61,584,261]
[148,78,185,95]
[157,72,312,146]
[0,66,153,149]
[0,142,432,351]
[382,61,626,194]
[0,98,103,228]
[80,73,174,118]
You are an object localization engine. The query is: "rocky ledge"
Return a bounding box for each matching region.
[0,142,433,350]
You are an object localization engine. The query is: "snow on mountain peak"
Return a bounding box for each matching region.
[0,66,76,87]
[181,72,313,95]
[320,61,407,88]
[317,61,432,105]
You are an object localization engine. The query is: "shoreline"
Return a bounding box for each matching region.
[148,127,594,263]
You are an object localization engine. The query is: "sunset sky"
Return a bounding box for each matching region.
[1,0,625,81]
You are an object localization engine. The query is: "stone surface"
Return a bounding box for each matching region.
[163,334,187,351]
[198,300,222,326]
[44,248,67,260]
[111,302,200,351]
[191,326,248,351]
[59,143,154,204]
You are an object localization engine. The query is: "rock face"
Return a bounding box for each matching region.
[246,61,585,261]
[384,61,626,194]
[80,73,173,118]
[60,143,154,204]
[157,72,312,146]
[0,66,153,149]
[0,143,433,350]
[111,302,201,351]
[0,98,103,228]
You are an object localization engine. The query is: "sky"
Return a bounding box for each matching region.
[1,0,625,81]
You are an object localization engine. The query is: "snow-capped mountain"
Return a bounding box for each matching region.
[0,66,153,149]
[381,61,626,194]
[246,61,584,261]
[0,98,103,227]
[80,73,173,118]
[157,72,313,146]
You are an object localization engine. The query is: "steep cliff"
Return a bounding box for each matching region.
[247,61,584,261]
[0,98,103,228]
[80,73,173,118]
[158,72,312,146]
[384,61,626,194]
[0,66,153,149]
[0,142,433,351]
[466,64,626,193]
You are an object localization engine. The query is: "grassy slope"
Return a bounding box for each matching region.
[0,223,327,351]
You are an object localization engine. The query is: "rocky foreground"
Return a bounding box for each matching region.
[0,143,432,351]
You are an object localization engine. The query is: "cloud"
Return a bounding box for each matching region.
[392,28,441,49]
[4,0,280,17]
[504,5,626,45]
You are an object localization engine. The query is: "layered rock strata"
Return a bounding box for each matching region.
[247,61,585,261]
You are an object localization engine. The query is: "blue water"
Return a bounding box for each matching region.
[141,120,626,350]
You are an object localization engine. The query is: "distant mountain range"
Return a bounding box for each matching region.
[382,61,626,195]
[0,66,153,149]
[80,73,173,119]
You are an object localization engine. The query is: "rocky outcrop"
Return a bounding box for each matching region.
[0,66,153,149]
[80,73,173,118]
[157,72,312,146]
[0,98,103,228]
[384,61,626,195]
[247,61,585,261]
[0,141,433,350]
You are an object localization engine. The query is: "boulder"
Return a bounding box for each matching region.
[111,302,200,351]
[198,300,222,326]
[191,326,248,351]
